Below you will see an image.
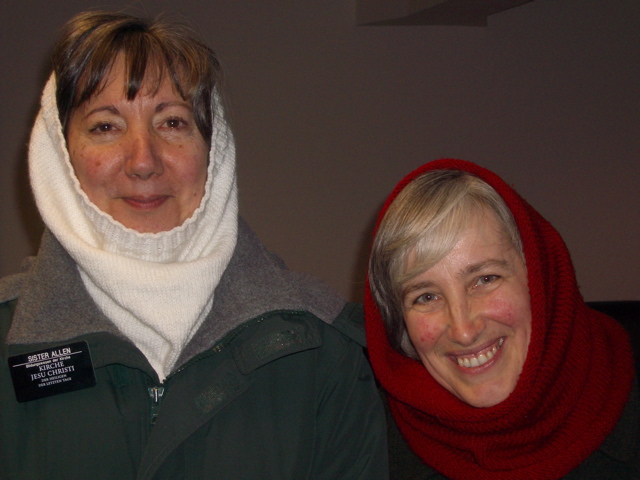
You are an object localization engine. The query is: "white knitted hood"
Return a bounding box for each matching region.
[29,75,238,381]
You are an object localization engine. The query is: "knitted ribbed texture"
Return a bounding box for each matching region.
[365,159,634,479]
[29,75,238,381]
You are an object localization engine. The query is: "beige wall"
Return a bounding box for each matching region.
[1,0,638,302]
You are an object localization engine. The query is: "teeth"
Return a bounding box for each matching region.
[456,340,503,368]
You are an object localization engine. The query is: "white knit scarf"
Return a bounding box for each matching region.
[29,75,238,381]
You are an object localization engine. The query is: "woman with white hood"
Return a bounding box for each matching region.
[0,11,387,479]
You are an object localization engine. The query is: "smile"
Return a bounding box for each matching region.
[122,195,169,209]
[455,338,504,368]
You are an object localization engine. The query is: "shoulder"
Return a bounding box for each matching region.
[325,301,367,346]
[384,391,442,480]
[0,275,22,303]
[0,270,30,344]
[564,378,640,479]
[216,219,348,327]
[566,302,640,480]
[307,302,368,356]
[228,303,366,376]
[588,301,640,375]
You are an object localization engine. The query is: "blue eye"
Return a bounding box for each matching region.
[404,292,441,313]
[416,294,431,303]
[477,275,499,286]
[415,293,437,304]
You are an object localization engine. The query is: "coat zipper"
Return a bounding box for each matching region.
[148,386,165,424]
[146,310,302,425]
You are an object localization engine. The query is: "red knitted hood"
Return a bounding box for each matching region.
[365,159,633,479]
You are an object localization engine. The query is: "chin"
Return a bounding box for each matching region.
[114,220,174,234]
[459,383,516,408]
[465,396,506,408]
[114,213,182,233]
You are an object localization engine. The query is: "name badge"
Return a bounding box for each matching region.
[8,341,96,402]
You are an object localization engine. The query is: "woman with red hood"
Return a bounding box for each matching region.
[366,159,639,479]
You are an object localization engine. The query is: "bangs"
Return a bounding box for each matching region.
[396,199,482,291]
[73,35,190,109]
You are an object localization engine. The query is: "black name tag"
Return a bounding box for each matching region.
[8,341,96,402]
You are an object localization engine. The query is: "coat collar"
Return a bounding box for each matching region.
[3,218,346,375]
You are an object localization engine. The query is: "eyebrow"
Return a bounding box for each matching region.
[155,101,192,113]
[82,100,192,119]
[460,259,512,278]
[83,105,120,119]
[402,280,436,298]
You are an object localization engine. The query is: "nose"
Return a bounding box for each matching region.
[124,129,164,180]
[446,299,485,346]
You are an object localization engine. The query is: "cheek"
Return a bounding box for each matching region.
[485,290,532,332]
[76,158,105,179]
[174,145,208,186]
[486,298,516,322]
[68,143,107,183]
[406,315,443,348]
[178,163,207,198]
[193,158,208,183]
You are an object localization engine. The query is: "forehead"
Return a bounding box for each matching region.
[405,207,520,279]
[456,208,513,252]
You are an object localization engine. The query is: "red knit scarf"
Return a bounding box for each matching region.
[365,159,634,480]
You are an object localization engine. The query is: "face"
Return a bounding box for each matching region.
[66,56,209,233]
[402,208,531,408]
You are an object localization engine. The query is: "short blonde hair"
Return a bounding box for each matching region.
[368,170,523,357]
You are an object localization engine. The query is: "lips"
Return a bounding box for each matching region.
[454,338,504,368]
[122,195,169,210]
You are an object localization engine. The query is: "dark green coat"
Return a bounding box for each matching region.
[0,224,388,479]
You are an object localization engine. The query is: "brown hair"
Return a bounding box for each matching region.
[52,11,221,143]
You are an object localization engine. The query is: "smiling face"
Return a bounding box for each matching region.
[402,208,531,408]
[65,55,209,233]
